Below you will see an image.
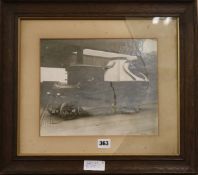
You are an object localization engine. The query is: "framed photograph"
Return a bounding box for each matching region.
[40,38,158,136]
[0,0,198,174]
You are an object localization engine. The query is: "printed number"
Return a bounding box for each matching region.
[99,141,109,146]
[97,139,111,148]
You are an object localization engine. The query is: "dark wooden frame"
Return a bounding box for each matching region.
[0,0,198,174]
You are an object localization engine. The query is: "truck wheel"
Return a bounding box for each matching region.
[60,103,77,120]
[47,104,55,115]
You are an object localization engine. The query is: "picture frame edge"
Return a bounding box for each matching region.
[0,0,198,174]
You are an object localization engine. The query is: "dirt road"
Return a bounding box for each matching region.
[40,105,158,136]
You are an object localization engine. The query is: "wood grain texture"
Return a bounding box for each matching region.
[195,0,198,173]
[1,0,196,3]
[0,0,198,174]
[0,0,3,171]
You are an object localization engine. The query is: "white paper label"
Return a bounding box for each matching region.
[97,139,111,148]
[84,160,105,171]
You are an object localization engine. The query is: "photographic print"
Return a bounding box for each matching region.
[40,39,158,136]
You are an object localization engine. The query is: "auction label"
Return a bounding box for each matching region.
[97,139,111,148]
[84,160,105,171]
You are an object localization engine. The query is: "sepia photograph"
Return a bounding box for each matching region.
[40,39,158,136]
